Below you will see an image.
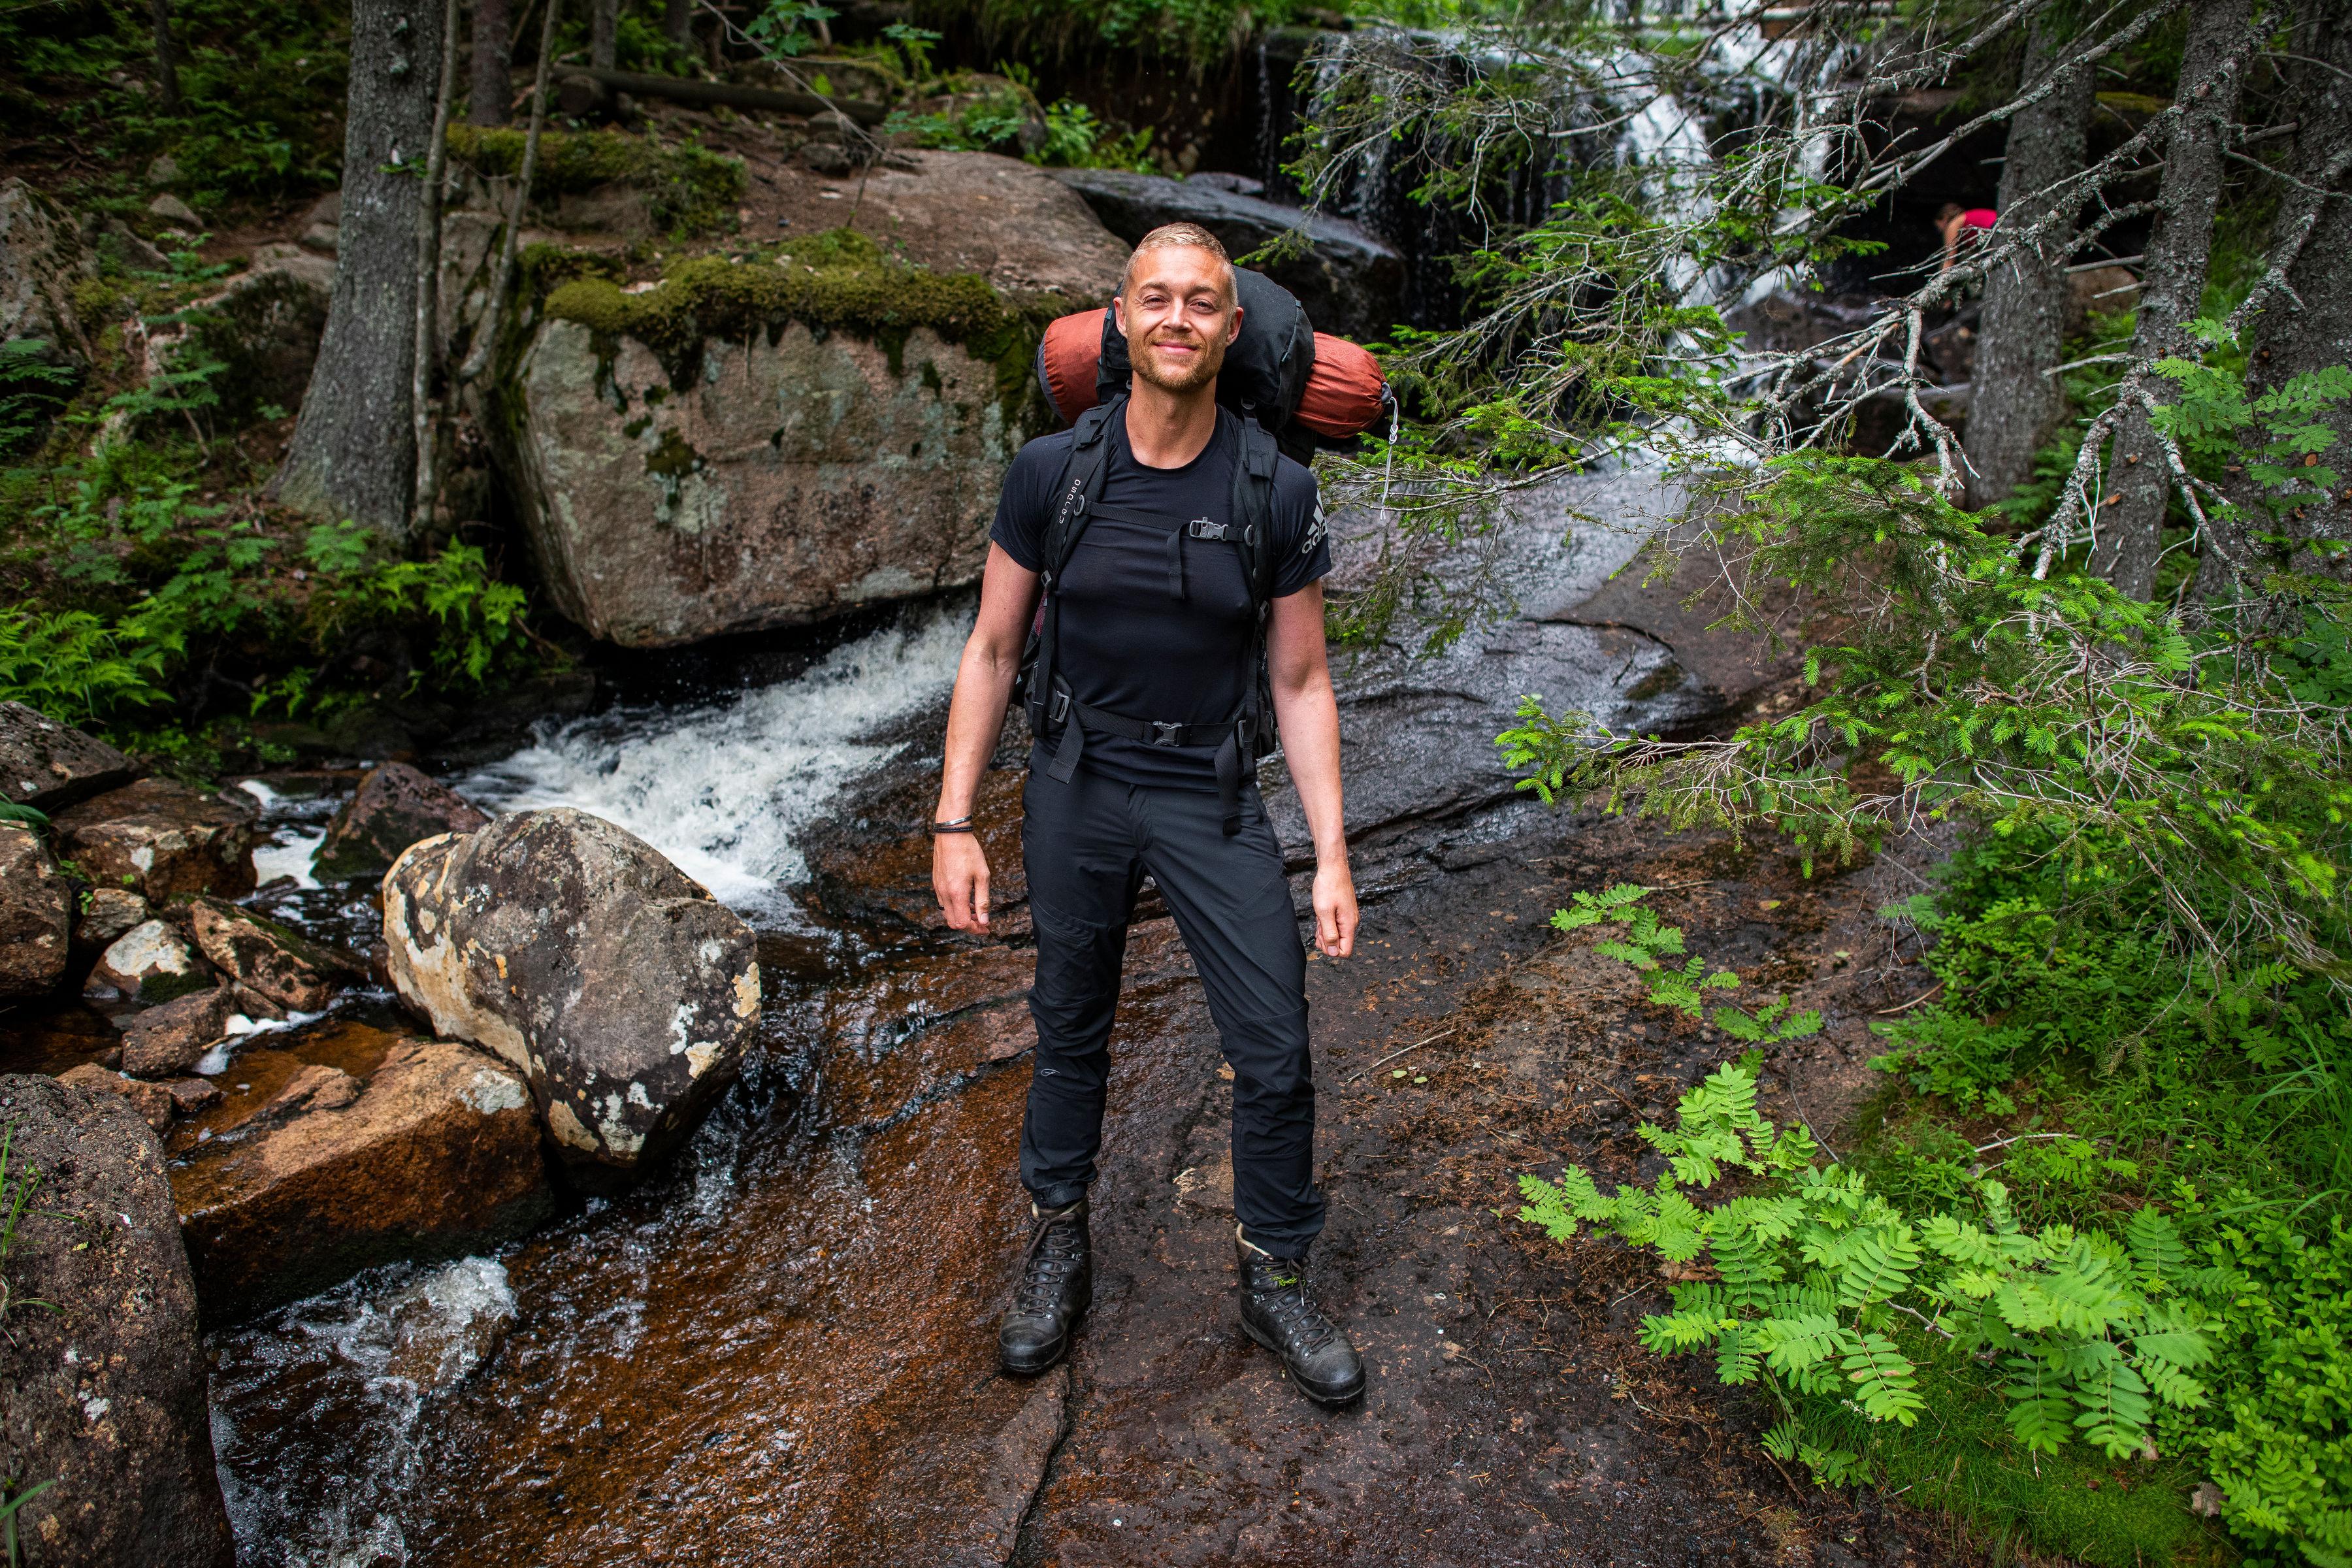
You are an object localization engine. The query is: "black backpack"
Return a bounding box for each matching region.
[1014,393,1288,837]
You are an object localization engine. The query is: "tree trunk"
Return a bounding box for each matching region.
[270,0,446,541]
[663,0,690,48]
[411,0,461,532]
[150,0,183,111]
[2216,0,2352,590]
[1962,10,2097,511]
[471,0,513,125]
[591,0,618,73]
[2093,0,2255,598]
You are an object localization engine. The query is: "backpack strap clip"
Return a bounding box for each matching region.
[1186,518,1233,541]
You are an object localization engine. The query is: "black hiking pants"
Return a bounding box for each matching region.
[1017,750,1326,1259]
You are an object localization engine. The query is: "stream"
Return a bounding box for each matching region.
[7,470,1710,1565]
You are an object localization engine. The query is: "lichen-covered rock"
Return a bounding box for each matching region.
[312,760,489,882]
[0,178,90,362]
[380,808,760,1181]
[497,229,1064,648]
[52,777,258,901]
[71,885,152,954]
[185,894,363,1011]
[85,918,214,1004]
[118,984,238,1078]
[172,1037,550,1317]
[0,820,71,997]
[0,1073,237,1568]
[0,700,135,811]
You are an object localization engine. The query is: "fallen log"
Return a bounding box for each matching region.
[557,66,887,125]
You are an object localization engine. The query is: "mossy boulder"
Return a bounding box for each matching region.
[491,230,1066,647]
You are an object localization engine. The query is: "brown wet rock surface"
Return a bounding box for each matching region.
[197,766,1975,1567]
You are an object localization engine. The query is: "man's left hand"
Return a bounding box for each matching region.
[1313,858,1358,958]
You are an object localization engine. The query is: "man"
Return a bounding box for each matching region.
[929,223,1365,1407]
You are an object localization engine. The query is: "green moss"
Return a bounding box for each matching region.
[537,228,1060,429]
[448,125,745,237]
[643,427,701,479]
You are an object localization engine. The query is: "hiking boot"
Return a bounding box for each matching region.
[998,1196,1092,1375]
[1235,1227,1365,1407]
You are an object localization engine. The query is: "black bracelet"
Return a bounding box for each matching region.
[929,817,975,836]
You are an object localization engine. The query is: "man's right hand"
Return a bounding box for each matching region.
[934,831,992,932]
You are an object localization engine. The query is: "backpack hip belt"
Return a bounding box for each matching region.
[1039,679,1260,836]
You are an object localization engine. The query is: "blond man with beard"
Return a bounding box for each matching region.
[929,223,1365,1406]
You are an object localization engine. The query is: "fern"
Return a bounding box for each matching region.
[1515,1061,2223,1486]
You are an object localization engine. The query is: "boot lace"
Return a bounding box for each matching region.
[1252,1264,1339,1356]
[1013,1214,1084,1315]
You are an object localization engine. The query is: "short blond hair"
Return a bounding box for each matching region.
[1119,222,1237,302]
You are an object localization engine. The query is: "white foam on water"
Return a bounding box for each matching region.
[449,610,967,922]
[251,823,327,890]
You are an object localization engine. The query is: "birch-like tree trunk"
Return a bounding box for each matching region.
[591,0,618,72]
[1961,11,2097,510]
[270,0,446,541]
[2092,0,2256,597]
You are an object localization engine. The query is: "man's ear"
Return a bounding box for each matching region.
[1227,302,1245,346]
[1113,294,1130,339]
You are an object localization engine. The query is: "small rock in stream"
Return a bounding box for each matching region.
[70,885,152,953]
[310,759,489,882]
[118,983,239,1077]
[380,808,761,1186]
[0,1072,238,1568]
[56,1061,182,1130]
[84,917,214,1004]
[185,894,365,1011]
[0,819,72,997]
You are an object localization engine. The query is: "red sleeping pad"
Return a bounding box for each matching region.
[1036,309,1388,440]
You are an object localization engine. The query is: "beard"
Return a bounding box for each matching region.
[1131,328,1226,394]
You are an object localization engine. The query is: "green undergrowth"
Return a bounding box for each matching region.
[445,125,747,238]
[1515,842,2352,1567]
[535,227,1061,415]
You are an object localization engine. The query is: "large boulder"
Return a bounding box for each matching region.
[0,701,135,811]
[501,297,1039,647]
[184,895,364,1011]
[55,1062,182,1132]
[0,1073,237,1568]
[171,1037,550,1317]
[0,178,90,363]
[1047,167,1407,342]
[312,760,489,882]
[84,918,214,1005]
[0,821,71,997]
[380,808,760,1181]
[52,777,258,901]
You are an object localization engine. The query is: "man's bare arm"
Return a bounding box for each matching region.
[1267,583,1357,958]
[933,544,1042,932]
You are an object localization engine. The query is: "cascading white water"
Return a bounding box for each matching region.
[448,609,969,923]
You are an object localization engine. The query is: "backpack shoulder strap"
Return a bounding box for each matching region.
[1042,395,1123,581]
[1230,414,1281,608]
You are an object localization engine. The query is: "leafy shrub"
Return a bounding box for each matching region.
[1553,883,1823,1042]
[1521,1064,2221,1477]
[0,340,80,460]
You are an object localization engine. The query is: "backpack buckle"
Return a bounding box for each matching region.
[1049,688,1071,724]
[1186,519,1230,541]
[1150,721,1184,747]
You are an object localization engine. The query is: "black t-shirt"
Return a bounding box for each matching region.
[991,406,1331,791]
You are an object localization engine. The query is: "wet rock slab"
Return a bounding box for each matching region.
[0,1072,236,1568]
[172,1022,550,1318]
